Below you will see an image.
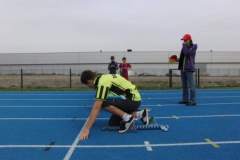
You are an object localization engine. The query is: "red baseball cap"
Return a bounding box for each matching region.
[181,34,192,42]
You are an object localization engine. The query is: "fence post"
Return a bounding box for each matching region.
[69,68,72,88]
[169,69,173,88]
[195,68,198,88]
[197,68,200,88]
[20,68,23,89]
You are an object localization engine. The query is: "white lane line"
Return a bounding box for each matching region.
[62,118,88,160]
[146,104,163,107]
[146,102,240,107]
[0,118,90,120]
[0,93,94,96]
[0,102,239,109]
[1,114,240,121]
[172,115,179,119]
[187,102,240,106]
[1,98,107,101]
[141,92,240,95]
[0,89,240,96]
[154,114,240,119]
[1,95,240,101]
[0,106,90,108]
[0,102,240,108]
[145,95,240,100]
[144,141,153,151]
[0,140,240,149]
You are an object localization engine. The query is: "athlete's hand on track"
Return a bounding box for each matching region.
[80,128,90,141]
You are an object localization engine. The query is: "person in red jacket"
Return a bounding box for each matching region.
[119,57,131,80]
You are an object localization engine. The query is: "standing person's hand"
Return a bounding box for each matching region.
[80,128,90,141]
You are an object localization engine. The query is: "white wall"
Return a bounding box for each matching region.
[0,51,240,65]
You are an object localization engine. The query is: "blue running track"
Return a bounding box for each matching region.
[0,89,239,160]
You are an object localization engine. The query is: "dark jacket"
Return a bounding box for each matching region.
[108,61,118,74]
[178,43,197,72]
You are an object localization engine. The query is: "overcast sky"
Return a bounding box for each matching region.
[0,0,240,52]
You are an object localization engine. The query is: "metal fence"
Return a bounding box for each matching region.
[168,68,200,88]
[0,62,239,89]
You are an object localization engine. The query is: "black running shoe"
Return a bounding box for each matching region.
[179,100,188,104]
[118,116,134,133]
[186,101,197,106]
[141,108,149,125]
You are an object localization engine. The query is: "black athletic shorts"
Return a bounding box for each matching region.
[102,98,141,126]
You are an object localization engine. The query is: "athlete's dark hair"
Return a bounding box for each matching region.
[81,70,96,84]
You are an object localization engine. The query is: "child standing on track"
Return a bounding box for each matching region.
[79,70,149,140]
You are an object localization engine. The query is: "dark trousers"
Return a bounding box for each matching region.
[181,71,196,102]
[102,98,141,126]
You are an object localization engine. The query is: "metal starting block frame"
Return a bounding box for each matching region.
[101,124,169,132]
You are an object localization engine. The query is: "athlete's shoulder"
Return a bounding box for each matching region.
[98,74,113,85]
[100,74,114,79]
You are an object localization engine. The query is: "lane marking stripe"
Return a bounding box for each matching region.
[144,141,153,151]
[172,115,179,119]
[0,140,239,149]
[1,102,240,108]
[205,138,220,148]
[0,95,240,101]
[0,114,240,121]
[0,90,239,96]
[62,118,88,160]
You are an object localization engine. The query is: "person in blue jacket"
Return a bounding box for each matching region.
[178,33,198,106]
